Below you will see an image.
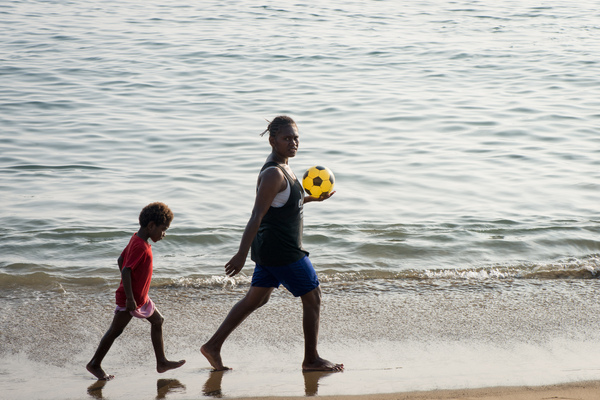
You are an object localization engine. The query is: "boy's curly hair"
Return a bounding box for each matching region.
[138,202,174,228]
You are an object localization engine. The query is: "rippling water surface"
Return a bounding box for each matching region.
[1,0,600,397]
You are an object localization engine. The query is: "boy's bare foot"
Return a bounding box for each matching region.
[86,362,115,380]
[302,357,344,372]
[157,359,186,373]
[201,344,230,371]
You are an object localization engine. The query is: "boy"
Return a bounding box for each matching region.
[86,202,185,380]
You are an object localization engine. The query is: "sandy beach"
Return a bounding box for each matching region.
[86,376,600,400]
[4,283,600,400]
[80,370,600,400]
[235,380,600,400]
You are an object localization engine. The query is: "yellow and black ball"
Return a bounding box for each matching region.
[302,165,335,197]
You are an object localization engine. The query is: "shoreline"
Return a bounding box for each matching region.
[4,285,600,399]
[82,373,600,400]
[4,286,600,399]
[3,349,600,400]
[233,380,600,400]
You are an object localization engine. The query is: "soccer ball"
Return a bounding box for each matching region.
[302,165,335,197]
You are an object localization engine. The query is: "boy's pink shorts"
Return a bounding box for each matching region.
[115,298,155,319]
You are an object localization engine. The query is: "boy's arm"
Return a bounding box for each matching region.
[117,255,124,271]
[121,267,137,311]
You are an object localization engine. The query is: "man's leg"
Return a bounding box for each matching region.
[300,287,343,372]
[201,286,274,370]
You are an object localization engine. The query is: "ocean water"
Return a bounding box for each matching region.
[1,0,600,398]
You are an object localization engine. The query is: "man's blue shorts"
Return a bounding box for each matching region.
[251,256,319,297]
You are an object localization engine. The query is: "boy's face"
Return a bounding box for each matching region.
[148,222,170,243]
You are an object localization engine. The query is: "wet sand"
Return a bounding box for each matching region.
[235,380,600,400]
[81,372,600,400]
[3,285,600,399]
[80,370,600,400]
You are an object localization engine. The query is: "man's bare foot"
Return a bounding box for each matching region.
[86,362,114,380]
[302,357,344,372]
[157,359,186,373]
[201,344,230,371]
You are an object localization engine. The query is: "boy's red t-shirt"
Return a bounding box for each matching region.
[115,234,153,308]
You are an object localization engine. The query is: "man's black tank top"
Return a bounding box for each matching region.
[250,161,309,267]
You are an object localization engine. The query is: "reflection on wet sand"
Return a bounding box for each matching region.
[85,368,335,399]
[201,368,336,397]
[203,370,226,398]
[86,378,186,399]
[303,370,337,396]
[87,379,107,399]
[156,379,186,399]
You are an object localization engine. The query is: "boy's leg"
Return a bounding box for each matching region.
[146,309,186,373]
[300,287,343,372]
[201,286,274,370]
[87,311,133,380]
